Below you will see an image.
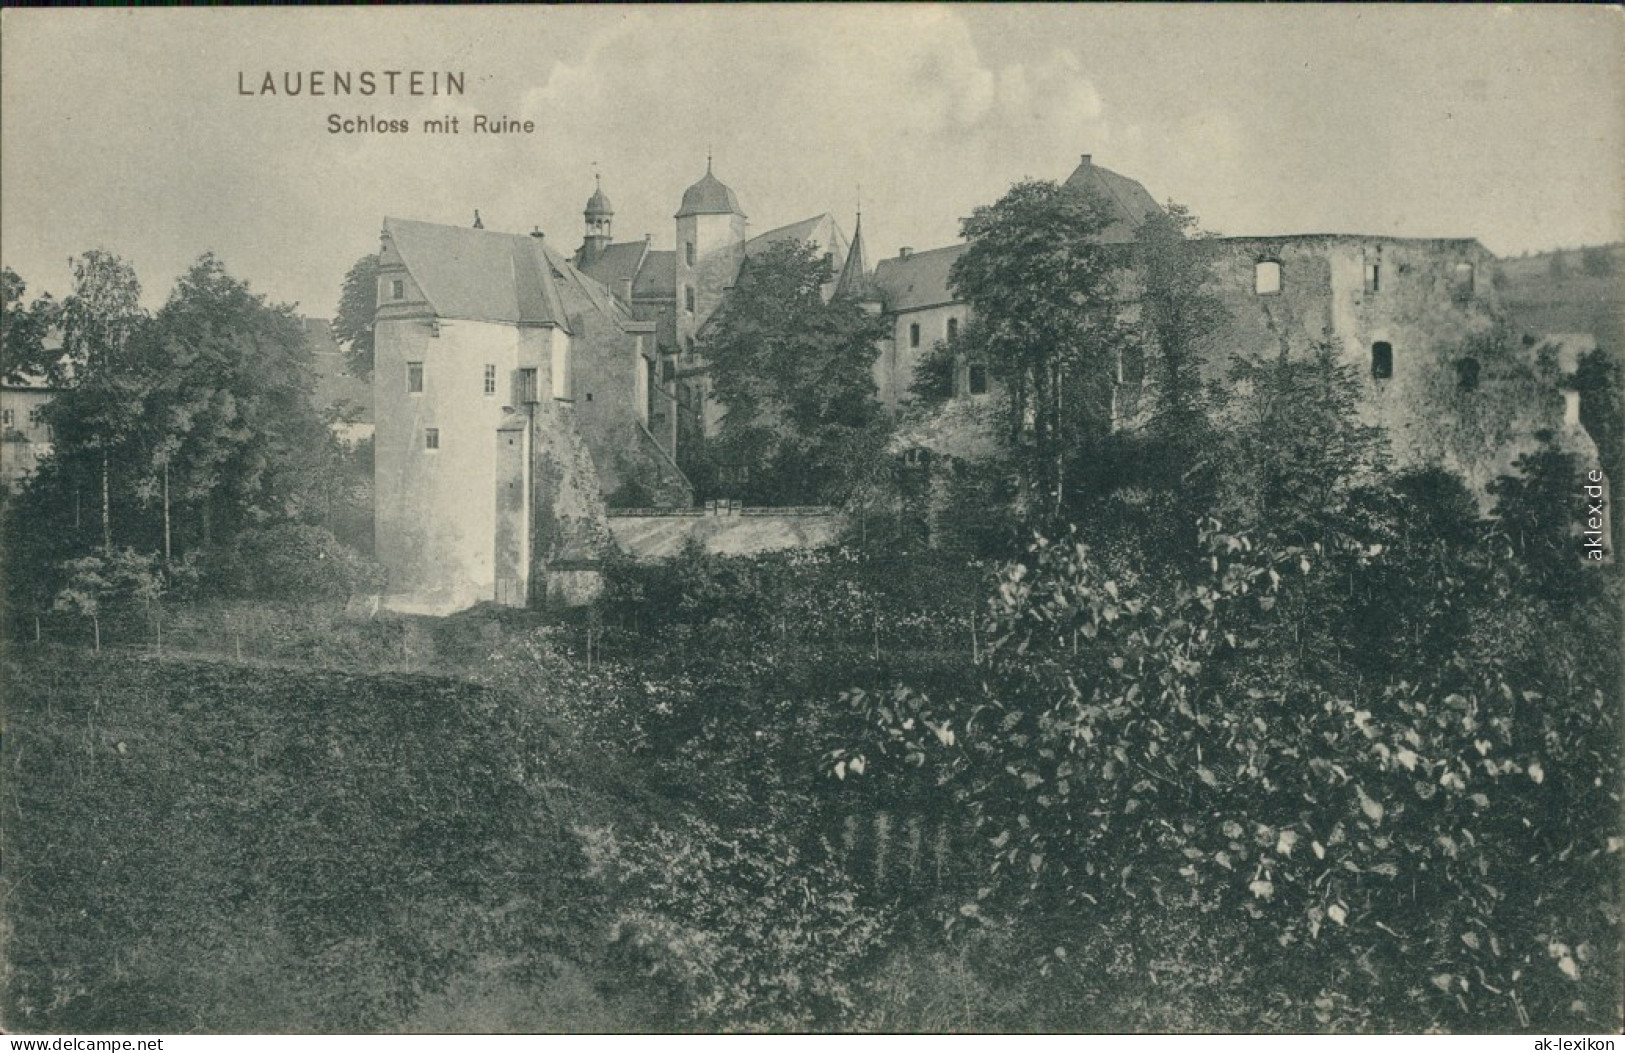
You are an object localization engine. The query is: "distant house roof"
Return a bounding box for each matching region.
[384,217,570,327]
[582,240,648,290]
[1060,156,1162,243]
[871,243,971,313]
[676,163,744,218]
[746,215,839,256]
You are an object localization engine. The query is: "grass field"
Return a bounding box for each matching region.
[1,647,663,1033]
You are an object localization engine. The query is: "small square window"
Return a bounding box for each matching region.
[483,364,496,396]
[1255,261,1282,295]
[424,428,440,450]
[392,279,405,300]
[407,361,424,394]
[28,407,43,425]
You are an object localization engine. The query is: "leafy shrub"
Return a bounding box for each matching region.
[198,523,383,600]
[831,523,1620,1031]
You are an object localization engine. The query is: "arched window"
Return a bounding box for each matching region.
[1456,357,1480,391]
[947,317,959,341]
[1371,341,1393,380]
[1255,260,1282,295]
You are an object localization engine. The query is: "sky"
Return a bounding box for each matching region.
[3,5,1622,315]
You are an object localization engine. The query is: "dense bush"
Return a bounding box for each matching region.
[196,523,383,600]
[829,516,1621,1032]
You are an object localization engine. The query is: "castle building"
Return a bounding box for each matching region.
[870,154,1599,509]
[372,161,863,612]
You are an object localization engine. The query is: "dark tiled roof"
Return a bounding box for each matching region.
[1060,158,1162,243]
[632,250,676,300]
[871,243,971,313]
[384,217,566,327]
[582,240,648,290]
[676,166,744,218]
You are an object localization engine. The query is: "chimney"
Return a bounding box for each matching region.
[645,233,653,245]
[899,247,913,259]
[530,227,545,240]
[618,277,634,303]
[1080,154,1092,166]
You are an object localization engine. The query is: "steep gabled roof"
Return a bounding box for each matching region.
[870,243,971,313]
[582,240,649,291]
[745,214,850,264]
[1060,156,1161,243]
[632,250,676,301]
[383,217,567,327]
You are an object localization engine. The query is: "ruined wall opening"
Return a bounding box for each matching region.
[1255,260,1281,295]
[1371,341,1393,380]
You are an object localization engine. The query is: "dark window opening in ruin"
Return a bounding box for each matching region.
[407,361,424,394]
[516,367,538,405]
[1456,357,1480,392]
[685,242,695,266]
[1365,262,1380,293]
[1371,342,1393,380]
[685,286,696,313]
[424,428,440,451]
[391,279,405,300]
[968,364,988,395]
[1255,260,1282,295]
[909,322,921,348]
[947,317,959,341]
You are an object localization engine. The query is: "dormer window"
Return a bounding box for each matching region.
[1255,261,1282,296]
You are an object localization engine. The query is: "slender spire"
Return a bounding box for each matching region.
[473,209,483,229]
[834,207,874,302]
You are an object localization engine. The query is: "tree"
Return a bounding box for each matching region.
[1207,340,1388,545]
[141,253,336,549]
[701,239,889,505]
[332,253,379,379]
[1133,202,1226,452]
[949,180,1129,520]
[52,251,149,552]
[1,267,58,384]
